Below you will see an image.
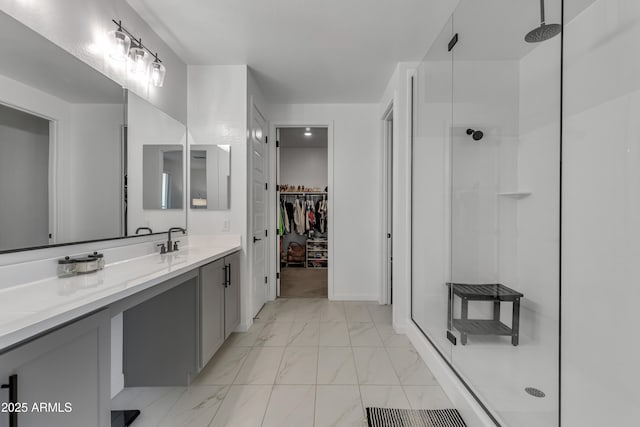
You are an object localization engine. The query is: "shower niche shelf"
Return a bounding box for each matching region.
[498,191,532,199]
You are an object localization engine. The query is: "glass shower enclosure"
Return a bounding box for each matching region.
[411,1,561,426]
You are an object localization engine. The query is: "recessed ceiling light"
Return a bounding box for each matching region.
[305,127,311,131]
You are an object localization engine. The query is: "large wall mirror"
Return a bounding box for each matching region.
[189,145,231,210]
[0,11,187,254]
[0,11,125,252]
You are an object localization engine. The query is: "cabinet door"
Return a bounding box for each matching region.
[200,258,226,368]
[0,310,110,427]
[224,252,241,338]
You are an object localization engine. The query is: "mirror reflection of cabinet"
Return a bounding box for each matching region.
[189,145,231,210]
[143,145,184,210]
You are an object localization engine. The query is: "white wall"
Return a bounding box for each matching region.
[279,147,328,188]
[0,0,187,122]
[562,0,640,425]
[270,103,381,300]
[378,62,416,327]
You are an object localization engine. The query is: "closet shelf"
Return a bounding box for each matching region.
[497,191,532,199]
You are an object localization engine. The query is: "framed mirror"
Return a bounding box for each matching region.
[189,145,231,210]
[0,11,125,253]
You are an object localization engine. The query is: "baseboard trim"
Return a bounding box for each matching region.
[406,322,500,427]
[331,294,379,301]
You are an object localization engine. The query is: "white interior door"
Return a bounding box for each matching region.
[385,112,394,304]
[251,105,268,317]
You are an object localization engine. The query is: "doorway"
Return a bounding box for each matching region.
[276,126,329,298]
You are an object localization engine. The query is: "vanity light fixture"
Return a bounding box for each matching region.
[107,21,130,61]
[304,127,312,137]
[149,58,166,87]
[109,19,167,87]
[128,42,148,74]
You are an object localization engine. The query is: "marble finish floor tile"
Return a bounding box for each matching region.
[375,324,412,348]
[255,321,293,346]
[403,386,453,410]
[276,346,319,384]
[319,321,351,346]
[367,305,392,325]
[261,385,315,427]
[352,347,400,385]
[209,385,272,427]
[287,321,320,346]
[317,347,358,385]
[315,385,364,427]
[318,302,347,322]
[233,347,285,385]
[111,387,184,427]
[157,385,228,427]
[386,347,438,385]
[349,322,383,347]
[224,322,266,347]
[112,299,454,427]
[359,385,411,410]
[193,346,251,385]
[344,304,373,323]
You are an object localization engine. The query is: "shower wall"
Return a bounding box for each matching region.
[562,0,640,425]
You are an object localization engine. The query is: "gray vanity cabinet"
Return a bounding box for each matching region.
[199,258,226,366]
[199,252,241,369]
[224,252,241,339]
[0,310,110,427]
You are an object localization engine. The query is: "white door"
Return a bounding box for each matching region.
[251,105,269,317]
[385,112,394,304]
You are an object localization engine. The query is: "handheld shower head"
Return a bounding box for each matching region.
[466,128,484,141]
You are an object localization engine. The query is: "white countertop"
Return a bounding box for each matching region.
[0,243,241,351]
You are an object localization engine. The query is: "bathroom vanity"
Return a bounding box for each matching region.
[0,241,241,427]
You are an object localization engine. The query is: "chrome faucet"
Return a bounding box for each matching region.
[167,227,186,252]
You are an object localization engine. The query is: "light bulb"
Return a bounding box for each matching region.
[128,46,147,74]
[149,60,166,87]
[107,29,130,61]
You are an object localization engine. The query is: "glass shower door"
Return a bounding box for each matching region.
[448,0,561,426]
[411,17,454,359]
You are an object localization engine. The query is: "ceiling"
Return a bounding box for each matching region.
[0,11,123,104]
[125,0,598,104]
[125,0,458,104]
[279,127,327,148]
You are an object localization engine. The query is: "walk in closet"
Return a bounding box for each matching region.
[277,127,328,297]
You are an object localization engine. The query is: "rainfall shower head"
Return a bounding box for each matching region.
[466,128,484,141]
[525,0,561,43]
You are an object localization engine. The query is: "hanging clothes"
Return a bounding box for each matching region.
[278,201,285,236]
[294,198,305,234]
[282,199,290,234]
[317,198,327,233]
[285,202,294,233]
